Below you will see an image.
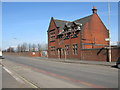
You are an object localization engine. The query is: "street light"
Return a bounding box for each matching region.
[107,1,111,62]
[105,38,111,62]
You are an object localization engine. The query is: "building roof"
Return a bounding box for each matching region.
[73,15,92,26]
[53,15,93,30]
[54,19,70,30]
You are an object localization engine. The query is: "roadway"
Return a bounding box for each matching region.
[2,55,118,88]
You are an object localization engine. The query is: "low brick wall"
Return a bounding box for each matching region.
[3,52,41,57]
[111,48,119,61]
[81,47,120,62]
[3,48,119,62]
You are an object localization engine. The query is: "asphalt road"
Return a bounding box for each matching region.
[3,55,118,88]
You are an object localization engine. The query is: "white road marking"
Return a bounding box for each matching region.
[3,66,38,88]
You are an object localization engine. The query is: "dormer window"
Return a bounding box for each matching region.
[76,26,81,31]
[71,31,78,38]
[63,25,70,33]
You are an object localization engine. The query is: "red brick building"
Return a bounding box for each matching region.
[47,7,109,59]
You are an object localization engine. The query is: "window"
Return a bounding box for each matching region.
[50,31,55,42]
[50,46,56,55]
[58,35,63,39]
[73,44,78,55]
[65,45,69,55]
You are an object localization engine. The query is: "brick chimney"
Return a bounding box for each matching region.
[92,6,97,14]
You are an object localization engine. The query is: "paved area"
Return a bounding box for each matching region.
[1,57,38,88]
[3,68,24,88]
[2,66,38,88]
[34,57,116,66]
[0,64,2,90]
[2,55,118,88]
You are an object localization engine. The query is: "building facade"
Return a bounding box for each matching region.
[47,7,109,59]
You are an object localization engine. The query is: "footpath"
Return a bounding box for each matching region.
[2,54,116,67]
[34,57,116,67]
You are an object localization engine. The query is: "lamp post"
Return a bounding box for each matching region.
[108,1,111,62]
[105,38,111,62]
[109,41,111,62]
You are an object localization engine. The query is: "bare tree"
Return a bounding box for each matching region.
[21,43,27,52]
[38,44,41,51]
[29,43,32,52]
[17,44,21,52]
[32,44,36,52]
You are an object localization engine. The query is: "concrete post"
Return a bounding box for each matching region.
[109,47,112,62]
[65,49,66,61]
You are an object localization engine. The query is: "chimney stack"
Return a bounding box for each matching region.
[92,6,97,14]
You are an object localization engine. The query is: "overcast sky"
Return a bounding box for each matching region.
[2,2,118,50]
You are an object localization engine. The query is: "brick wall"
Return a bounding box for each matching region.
[3,48,119,62]
[81,47,120,62]
[3,52,41,57]
[111,48,120,61]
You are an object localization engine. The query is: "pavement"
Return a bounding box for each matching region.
[3,68,25,88]
[3,54,116,66]
[2,66,39,88]
[0,58,39,88]
[34,57,116,67]
[0,64,2,90]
